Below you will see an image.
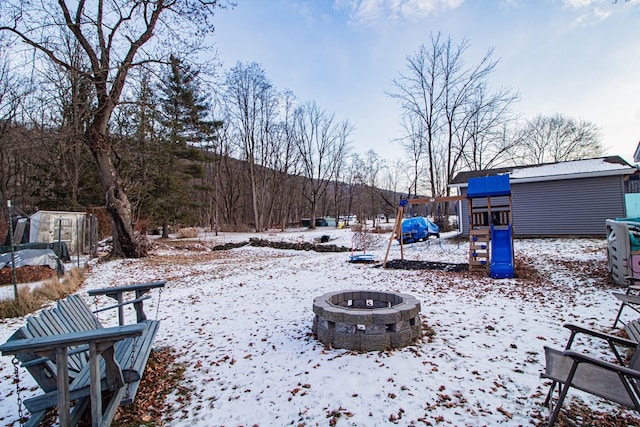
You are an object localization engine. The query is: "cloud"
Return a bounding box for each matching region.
[335,0,464,25]
[563,0,598,8]
[571,7,612,26]
[564,0,640,7]
[558,0,614,26]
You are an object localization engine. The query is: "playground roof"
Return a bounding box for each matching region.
[466,174,511,198]
[450,155,634,188]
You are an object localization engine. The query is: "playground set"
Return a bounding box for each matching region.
[380,175,515,279]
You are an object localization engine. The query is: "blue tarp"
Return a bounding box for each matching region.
[467,175,511,198]
[399,217,440,244]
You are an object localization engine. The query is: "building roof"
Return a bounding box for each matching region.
[450,156,634,188]
[634,142,640,163]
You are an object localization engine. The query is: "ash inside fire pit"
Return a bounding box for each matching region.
[312,290,422,352]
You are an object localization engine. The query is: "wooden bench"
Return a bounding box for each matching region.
[0,280,166,427]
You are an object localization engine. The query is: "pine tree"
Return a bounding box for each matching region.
[152,55,216,237]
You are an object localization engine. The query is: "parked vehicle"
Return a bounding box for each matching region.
[399,217,440,243]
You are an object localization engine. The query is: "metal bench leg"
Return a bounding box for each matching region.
[547,363,578,427]
[614,302,630,329]
[543,380,557,407]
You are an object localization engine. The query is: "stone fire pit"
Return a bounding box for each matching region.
[312,290,422,352]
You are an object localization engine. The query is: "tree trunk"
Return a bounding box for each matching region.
[250,169,261,232]
[86,128,147,258]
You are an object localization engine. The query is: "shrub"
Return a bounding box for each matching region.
[177,227,199,239]
[0,267,86,318]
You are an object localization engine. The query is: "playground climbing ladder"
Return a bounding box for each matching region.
[469,229,490,271]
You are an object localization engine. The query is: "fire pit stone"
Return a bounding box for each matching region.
[312,290,422,352]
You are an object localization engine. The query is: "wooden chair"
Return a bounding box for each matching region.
[542,322,640,426]
[0,280,165,427]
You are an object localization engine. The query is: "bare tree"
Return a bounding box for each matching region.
[389,34,444,197]
[293,101,352,229]
[389,33,517,197]
[1,0,225,257]
[214,119,244,226]
[361,150,384,226]
[223,62,281,232]
[396,115,427,197]
[379,157,408,214]
[512,113,603,165]
[342,153,363,226]
[459,86,520,171]
[39,35,97,210]
[268,90,301,229]
[0,59,19,203]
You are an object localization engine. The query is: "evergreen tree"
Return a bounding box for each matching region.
[152,55,216,237]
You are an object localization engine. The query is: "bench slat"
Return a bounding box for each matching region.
[30,303,86,372]
[60,295,100,330]
[28,315,89,373]
[24,369,140,413]
[23,320,158,412]
[119,320,160,405]
[51,300,95,370]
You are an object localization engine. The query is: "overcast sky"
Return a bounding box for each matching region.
[210,0,640,163]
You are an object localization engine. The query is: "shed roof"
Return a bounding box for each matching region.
[451,156,634,188]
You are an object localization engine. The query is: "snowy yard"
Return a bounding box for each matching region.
[0,228,637,426]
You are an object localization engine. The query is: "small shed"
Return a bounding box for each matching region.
[29,211,88,255]
[450,156,635,237]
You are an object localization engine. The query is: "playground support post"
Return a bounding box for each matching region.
[383,207,405,267]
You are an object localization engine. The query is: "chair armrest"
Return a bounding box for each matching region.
[625,275,640,284]
[93,295,151,314]
[0,323,146,356]
[88,280,166,325]
[564,350,640,380]
[88,280,166,298]
[612,292,640,304]
[563,323,637,347]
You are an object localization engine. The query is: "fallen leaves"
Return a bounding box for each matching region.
[112,347,187,426]
[532,397,640,427]
[497,405,513,419]
[325,407,353,427]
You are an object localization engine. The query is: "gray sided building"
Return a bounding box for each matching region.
[450,156,635,237]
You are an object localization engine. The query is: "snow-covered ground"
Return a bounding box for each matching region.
[0,227,635,426]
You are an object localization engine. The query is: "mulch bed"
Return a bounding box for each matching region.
[211,238,351,253]
[112,347,187,426]
[0,266,57,286]
[381,259,469,272]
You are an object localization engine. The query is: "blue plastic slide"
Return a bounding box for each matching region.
[490,224,514,279]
